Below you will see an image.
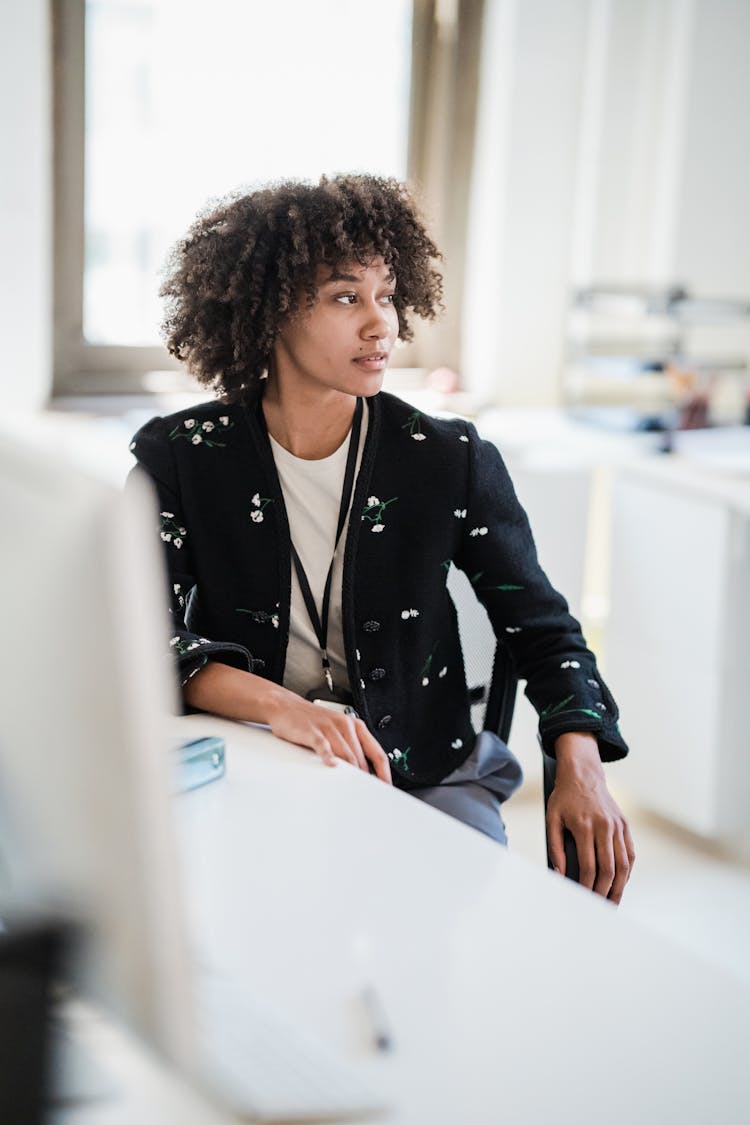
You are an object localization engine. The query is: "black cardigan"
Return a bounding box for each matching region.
[130,390,628,788]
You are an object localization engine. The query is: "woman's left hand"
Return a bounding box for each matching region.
[547,732,636,904]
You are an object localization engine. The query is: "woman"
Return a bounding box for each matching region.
[131,174,635,900]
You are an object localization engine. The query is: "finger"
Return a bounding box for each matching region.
[623,821,636,872]
[573,822,597,890]
[310,733,338,768]
[593,826,616,898]
[334,716,368,772]
[327,729,362,770]
[607,828,631,905]
[546,807,567,877]
[356,721,392,784]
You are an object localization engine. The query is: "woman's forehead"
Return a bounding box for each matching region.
[315,257,394,286]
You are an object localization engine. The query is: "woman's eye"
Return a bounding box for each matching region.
[335,294,357,305]
[380,293,396,305]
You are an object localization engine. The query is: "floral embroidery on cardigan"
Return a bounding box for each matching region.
[237,607,280,628]
[169,635,209,654]
[250,493,274,523]
[420,644,438,686]
[400,608,419,619]
[469,526,488,537]
[169,417,233,447]
[160,512,187,548]
[388,746,412,770]
[401,411,427,441]
[362,495,398,532]
[181,656,208,683]
[540,694,602,722]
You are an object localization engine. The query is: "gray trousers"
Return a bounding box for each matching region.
[410,732,523,845]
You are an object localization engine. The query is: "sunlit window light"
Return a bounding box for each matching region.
[84,0,413,346]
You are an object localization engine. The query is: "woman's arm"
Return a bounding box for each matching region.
[183,661,392,783]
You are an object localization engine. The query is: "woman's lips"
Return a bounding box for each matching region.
[353,352,389,371]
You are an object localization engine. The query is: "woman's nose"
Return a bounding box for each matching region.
[361,302,394,340]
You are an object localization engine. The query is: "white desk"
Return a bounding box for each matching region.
[159,714,749,1125]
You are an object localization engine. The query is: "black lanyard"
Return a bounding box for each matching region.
[290,397,364,695]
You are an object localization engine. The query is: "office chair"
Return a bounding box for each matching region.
[448,565,580,880]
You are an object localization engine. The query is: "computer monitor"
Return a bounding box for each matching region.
[0,418,195,1068]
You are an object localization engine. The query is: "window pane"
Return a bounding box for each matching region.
[83,0,413,345]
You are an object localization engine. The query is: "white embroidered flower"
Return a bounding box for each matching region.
[184,419,195,429]
[587,678,599,688]
[453,509,467,518]
[391,749,402,760]
[252,493,261,507]
[401,608,419,620]
[173,537,183,549]
[179,527,186,535]
[161,511,174,519]
[422,676,429,686]
[372,523,385,533]
[469,526,488,537]
[367,496,380,507]
[219,415,229,426]
[412,432,427,441]
[250,510,264,523]
[187,641,199,650]
[360,679,366,690]
[438,666,447,678]
[596,702,606,711]
[451,738,463,749]
[169,636,179,647]
[203,421,215,432]
[355,649,360,662]
[173,583,181,594]
[459,434,469,442]
[271,615,279,629]
[401,610,410,620]
[129,441,136,451]
[505,626,522,634]
[410,609,419,617]
[191,434,202,444]
[560,660,581,670]
[163,532,172,542]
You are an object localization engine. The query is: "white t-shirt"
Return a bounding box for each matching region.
[268,408,368,698]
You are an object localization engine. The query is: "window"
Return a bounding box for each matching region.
[54,0,414,391]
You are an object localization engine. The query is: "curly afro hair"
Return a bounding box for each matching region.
[160,174,444,402]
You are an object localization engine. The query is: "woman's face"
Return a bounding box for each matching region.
[271,256,399,399]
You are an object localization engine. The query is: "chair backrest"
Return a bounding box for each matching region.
[446,564,518,739]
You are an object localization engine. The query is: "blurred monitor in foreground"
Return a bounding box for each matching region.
[0,422,194,1065]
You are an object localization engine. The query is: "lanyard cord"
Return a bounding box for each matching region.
[289,397,364,693]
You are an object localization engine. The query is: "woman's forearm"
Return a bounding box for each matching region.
[182,660,290,724]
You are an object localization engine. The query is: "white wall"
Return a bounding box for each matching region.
[463,0,750,407]
[0,0,53,409]
[463,0,591,407]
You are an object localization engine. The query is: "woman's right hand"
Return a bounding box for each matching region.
[182,662,391,784]
[265,690,392,784]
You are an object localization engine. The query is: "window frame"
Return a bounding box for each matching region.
[52,0,427,395]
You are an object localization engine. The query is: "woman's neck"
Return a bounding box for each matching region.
[262,382,358,460]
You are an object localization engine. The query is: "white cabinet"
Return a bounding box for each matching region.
[606,461,750,835]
